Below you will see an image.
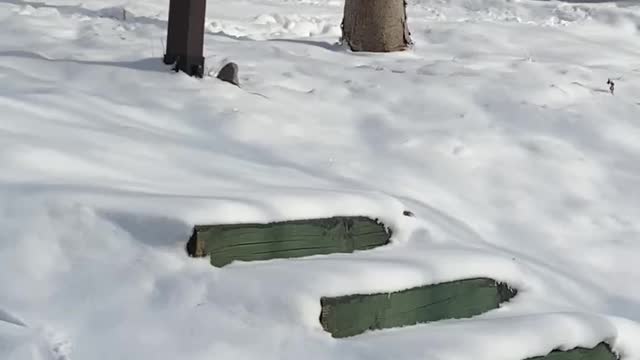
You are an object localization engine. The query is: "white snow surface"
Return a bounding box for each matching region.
[2,0,640,359]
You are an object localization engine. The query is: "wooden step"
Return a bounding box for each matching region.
[527,342,617,360]
[320,278,517,338]
[187,216,391,267]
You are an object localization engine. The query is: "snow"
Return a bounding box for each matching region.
[1,0,640,359]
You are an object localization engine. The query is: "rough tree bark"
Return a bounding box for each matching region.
[342,0,412,52]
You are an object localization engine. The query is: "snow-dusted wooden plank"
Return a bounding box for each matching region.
[187,216,390,267]
[527,342,617,360]
[320,278,517,338]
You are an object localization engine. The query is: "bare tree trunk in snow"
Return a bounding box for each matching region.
[342,0,412,52]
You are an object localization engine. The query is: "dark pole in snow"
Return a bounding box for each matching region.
[163,0,206,78]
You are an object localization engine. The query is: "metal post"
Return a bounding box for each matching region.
[163,0,207,77]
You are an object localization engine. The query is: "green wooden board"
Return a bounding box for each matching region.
[187,216,391,267]
[320,278,517,338]
[527,343,617,360]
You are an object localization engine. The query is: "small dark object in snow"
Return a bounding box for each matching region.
[403,210,415,217]
[217,62,240,86]
[607,78,615,95]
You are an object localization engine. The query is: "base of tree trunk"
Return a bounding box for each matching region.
[342,0,412,52]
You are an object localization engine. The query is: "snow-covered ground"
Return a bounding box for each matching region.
[2,0,640,359]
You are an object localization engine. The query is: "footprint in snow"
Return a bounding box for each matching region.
[41,327,72,360]
[1,309,72,360]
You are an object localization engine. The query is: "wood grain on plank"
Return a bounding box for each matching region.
[187,216,391,267]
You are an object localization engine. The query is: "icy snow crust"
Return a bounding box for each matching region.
[2,0,640,359]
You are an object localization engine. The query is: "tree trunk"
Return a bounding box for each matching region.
[342,0,412,52]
